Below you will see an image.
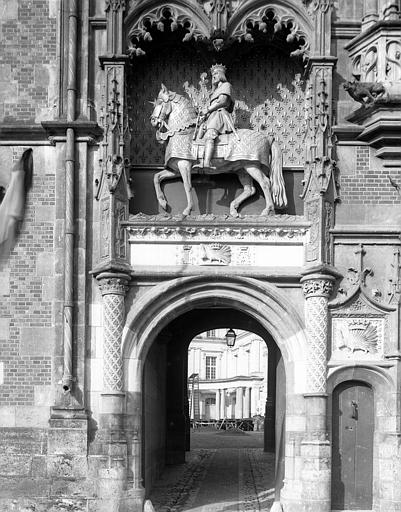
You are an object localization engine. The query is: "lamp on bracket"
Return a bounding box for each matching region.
[225,328,237,348]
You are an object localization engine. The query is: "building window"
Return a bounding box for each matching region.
[206,330,216,337]
[205,356,217,379]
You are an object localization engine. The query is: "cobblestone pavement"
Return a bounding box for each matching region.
[149,432,276,512]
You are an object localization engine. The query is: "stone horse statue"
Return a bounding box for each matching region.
[150,84,287,217]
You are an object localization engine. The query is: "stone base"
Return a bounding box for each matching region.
[89,488,145,512]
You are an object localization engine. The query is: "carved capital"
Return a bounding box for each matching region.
[301,274,335,299]
[97,273,130,296]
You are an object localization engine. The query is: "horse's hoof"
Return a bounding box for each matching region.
[182,208,192,217]
[230,209,239,218]
[261,208,275,216]
[158,198,168,210]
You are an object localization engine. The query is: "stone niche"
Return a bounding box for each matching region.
[127,43,307,217]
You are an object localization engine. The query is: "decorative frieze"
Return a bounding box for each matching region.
[127,224,307,242]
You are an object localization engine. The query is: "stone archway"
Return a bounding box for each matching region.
[122,275,308,509]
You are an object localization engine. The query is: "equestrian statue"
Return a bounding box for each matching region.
[150,64,287,217]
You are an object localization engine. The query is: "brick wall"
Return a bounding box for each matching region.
[340,146,400,204]
[0,147,55,408]
[0,0,57,123]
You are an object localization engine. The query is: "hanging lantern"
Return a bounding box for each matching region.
[225,328,237,348]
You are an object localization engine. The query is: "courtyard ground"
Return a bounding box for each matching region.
[148,429,276,511]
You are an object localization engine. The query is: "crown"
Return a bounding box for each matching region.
[210,63,227,74]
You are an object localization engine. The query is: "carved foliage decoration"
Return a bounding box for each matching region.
[128,5,208,48]
[126,1,311,56]
[388,248,401,305]
[230,5,310,59]
[302,277,334,299]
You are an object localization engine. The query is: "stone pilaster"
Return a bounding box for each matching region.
[300,272,335,512]
[95,271,133,512]
[98,273,129,393]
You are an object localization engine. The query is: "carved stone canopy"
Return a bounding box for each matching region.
[125,1,312,57]
[344,20,401,166]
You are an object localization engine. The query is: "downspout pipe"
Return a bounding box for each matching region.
[62,0,78,392]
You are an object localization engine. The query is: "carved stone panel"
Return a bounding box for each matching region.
[126,215,308,268]
[331,317,384,360]
[330,292,390,362]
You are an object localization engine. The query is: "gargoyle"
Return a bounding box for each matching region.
[343,80,386,107]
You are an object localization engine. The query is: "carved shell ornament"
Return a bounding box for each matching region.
[337,320,378,355]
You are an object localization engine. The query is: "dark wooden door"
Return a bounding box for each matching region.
[331,381,374,510]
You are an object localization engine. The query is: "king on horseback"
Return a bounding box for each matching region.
[194,64,237,170]
[149,66,287,217]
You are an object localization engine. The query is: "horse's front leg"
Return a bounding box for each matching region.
[243,164,275,216]
[230,170,256,217]
[153,168,177,211]
[177,160,194,216]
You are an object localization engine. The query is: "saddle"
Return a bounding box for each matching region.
[192,134,231,160]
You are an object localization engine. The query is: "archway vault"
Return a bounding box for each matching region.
[122,274,307,393]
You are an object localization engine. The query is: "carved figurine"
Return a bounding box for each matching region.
[150,67,287,217]
[194,64,236,170]
[343,80,386,107]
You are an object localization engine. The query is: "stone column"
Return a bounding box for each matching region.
[215,390,221,420]
[221,389,226,418]
[96,272,132,511]
[300,272,335,512]
[236,387,243,419]
[244,387,251,418]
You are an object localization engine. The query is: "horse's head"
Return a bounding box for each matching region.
[150,83,174,129]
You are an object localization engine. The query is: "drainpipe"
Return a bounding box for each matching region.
[62,0,78,392]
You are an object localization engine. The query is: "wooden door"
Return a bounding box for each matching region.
[331,381,374,510]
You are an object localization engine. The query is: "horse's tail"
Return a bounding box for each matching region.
[270,138,287,208]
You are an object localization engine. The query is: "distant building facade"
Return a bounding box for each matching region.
[188,330,267,420]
